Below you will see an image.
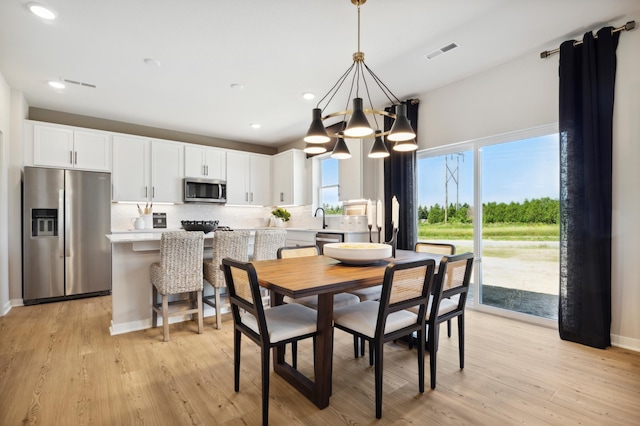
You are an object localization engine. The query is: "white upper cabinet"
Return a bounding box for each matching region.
[112,135,150,202]
[151,140,184,203]
[272,149,306,206]
[32,123,111,171]
[112,135,184,203]
[226,151,271,205]
[184,145,226,180]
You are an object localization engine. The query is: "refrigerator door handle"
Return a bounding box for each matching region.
[58,189,65,257]
[65,189,71,258]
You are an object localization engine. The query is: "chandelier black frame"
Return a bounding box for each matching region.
[303,0,417,158]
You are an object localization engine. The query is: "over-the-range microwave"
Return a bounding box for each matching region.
[184,178,227,203]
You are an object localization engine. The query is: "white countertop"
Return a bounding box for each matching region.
[106,227,368,243]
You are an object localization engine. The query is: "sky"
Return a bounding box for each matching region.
[417,133,559,208]
[320,133,560,208]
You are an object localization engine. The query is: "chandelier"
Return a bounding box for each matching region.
[303,0,417,159]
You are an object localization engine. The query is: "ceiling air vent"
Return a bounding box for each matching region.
[63,78,97,88]
[426,42,459,60]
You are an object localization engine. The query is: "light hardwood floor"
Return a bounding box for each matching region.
[1,296,638,425]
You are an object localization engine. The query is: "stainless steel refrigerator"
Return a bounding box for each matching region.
[23,166,112,304]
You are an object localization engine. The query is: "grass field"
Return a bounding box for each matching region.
[418,222,559,241]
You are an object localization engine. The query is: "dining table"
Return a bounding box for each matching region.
[251,249,442,409]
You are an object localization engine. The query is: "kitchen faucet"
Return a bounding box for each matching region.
[314,207,327,229]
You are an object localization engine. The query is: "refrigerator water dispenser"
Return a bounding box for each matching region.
[31,208,58,237]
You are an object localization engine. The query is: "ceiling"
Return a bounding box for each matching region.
[1,0,638,148]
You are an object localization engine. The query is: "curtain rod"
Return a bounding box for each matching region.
[540,20,635,58]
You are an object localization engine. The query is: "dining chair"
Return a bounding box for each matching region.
[150,231,204,342]
[415,241,456,337]
[332,258,436,419]
[203,230,250,329]
[253,229,287,261]
[222,258,318,426]
[408,252,474,389]
[277,245,360,368]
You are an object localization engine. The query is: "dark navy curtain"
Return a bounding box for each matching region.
[383,100,419,250]
[558,27,619,349]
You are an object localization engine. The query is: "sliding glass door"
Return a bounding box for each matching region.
[479,134,559,319]
[417,126,559,321]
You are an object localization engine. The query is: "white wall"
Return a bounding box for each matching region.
[0,71,11,314]
[415,13,640,350]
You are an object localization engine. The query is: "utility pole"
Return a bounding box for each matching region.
[444,153,464,223]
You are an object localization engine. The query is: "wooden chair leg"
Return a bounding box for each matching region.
[162,294,169,342]
[417,327,425,393]
[196,290,203,334]
[261,344,270,426]
[234,329,241,392]
[292,341,298,369]
[374,341,384,419]
[458,314,465,369]
[369,341,374,366]
[214,287,222,329]
[152,286,158,328]
[353,335,359,358]
[429,322,439,389]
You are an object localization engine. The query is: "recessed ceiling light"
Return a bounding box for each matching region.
[48,81,65,89]
[250,123,261,129]
[230,83,244,90]
[143,58,161,67]
[302,92,315,100]
[28,3,57,20]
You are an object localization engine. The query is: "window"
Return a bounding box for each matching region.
[319,156,343,214]
[417,125,559,322]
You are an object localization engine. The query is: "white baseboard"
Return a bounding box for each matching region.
[611,334,640,353]
[109,305,230,336]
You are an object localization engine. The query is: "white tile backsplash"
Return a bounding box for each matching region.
[111,203,367,232]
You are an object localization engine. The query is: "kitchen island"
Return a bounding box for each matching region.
[106,228,368,335]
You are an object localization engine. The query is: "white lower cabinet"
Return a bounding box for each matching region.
[226,151,271,205]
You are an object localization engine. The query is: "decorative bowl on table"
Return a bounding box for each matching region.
[181,220,219,233]
[323,242,392,265]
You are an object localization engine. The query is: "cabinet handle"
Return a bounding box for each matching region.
[280,192,284,202]
[69,151,73,165]
[145,186,148,198]
[74,151,77,165]
[152,186,155,198]
[205,165,209,176]
[202,165,206,176]
[250,192,254,202]
[245,192,249,202]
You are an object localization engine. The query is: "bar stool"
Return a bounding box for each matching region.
[151,231,204,342]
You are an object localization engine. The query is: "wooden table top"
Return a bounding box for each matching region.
[252,250,441,299]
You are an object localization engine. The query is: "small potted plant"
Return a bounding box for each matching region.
[271,207,290,227]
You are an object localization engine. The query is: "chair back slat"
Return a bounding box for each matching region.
[277,245,319,259]
[388,265,429,306]
[415,242,456,256]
